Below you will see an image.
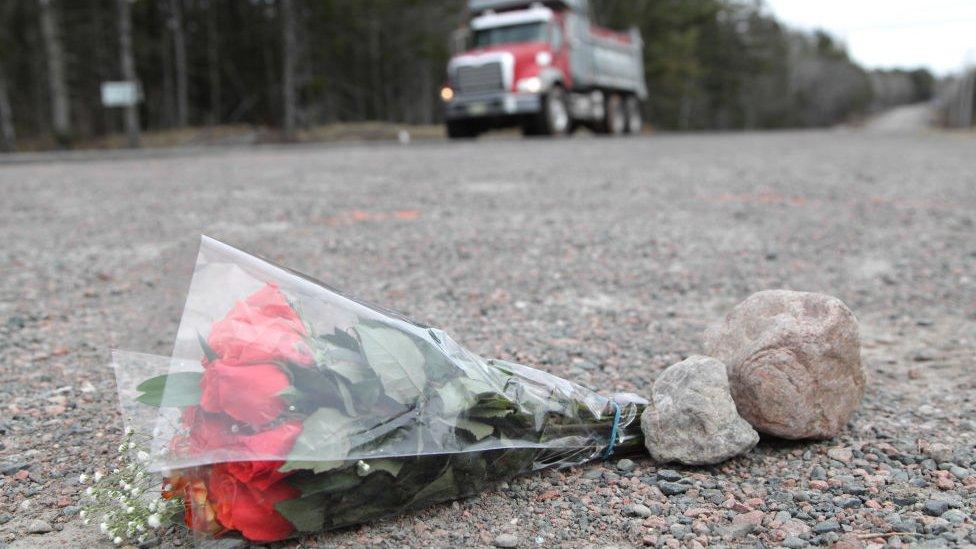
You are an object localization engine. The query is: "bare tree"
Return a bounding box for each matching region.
[0,64,14,151]
[206,0,221,126]
[281,0,297,140]
[38,0,71,142]
[169,0,189,127]
[117,0,140,147]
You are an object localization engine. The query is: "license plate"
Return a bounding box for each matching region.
[468,102,487,116]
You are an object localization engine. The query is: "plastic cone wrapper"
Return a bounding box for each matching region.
[112,236,646,542]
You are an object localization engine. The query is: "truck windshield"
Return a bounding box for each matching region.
[473,22,547,48]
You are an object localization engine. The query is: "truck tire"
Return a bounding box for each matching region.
[447,120,479,139]
[625,95,643,135]
[524,87,570,137]
[605,94,626,135]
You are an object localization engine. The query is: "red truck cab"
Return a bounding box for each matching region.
[442,0,647,138]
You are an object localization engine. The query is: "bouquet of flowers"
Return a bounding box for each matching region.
[109,236,646,543]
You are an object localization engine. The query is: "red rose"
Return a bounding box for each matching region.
[199,360,291,427]
[207,284,312,367]
[163,471,223,537]
[182,409,302,489]
[207,463,300,542]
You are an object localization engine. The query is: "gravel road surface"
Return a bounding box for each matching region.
[1,130,975,548]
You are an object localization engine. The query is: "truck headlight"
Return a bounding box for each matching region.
[440,86,454,101]
[516,77,542,93]
[535,51,552,67]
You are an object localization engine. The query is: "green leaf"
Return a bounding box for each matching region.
[335,379,357,416]
[325,354,375,385]
[278,459,346,474]
[279,407,357,472]
[436,377,496,417]
[359,459,404,478]
[135,372,203,407]
[197,333,219,362]
[454,418,494,440]
[275,494,327,532]
[290,469,360,496]
[355,324,427,405]
[408,467,457,508]
[322,328,361,352]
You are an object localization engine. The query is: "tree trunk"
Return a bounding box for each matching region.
[169,0,189,127]
[207,0,221,126]
[117,0,140,147]
[0,64,15,151]
[38,0,71,143]
[281,0,297,140]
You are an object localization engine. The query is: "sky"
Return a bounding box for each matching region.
[763,0,976,75]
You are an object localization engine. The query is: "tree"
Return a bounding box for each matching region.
[117,0,140,147]
[206,0,221,125]
[169,0,189,127]
[281,0,297,140]
[38,0,70,143]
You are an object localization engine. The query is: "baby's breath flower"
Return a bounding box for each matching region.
[85,486,94,496]
[79,473,88,484]
[136,451,149,462]
[113,536,123,545]
[147,514,162,529]
[99,523,109,533]
[94,471,104,482]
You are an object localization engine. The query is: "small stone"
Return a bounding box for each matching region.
[827,447,853,463]
[722,523,756,539]
[949,465,968,479]
[732,510,764,527]
[942,509,966,524]
[913,348,937,362]
[924,443,954,463]
[26,519,52,534]
[493,533,518,548]
[923,500,950,516]
[616,459,635,472]
[782,535,807,548]
[657,469,682,482]
[582,469,603,480]
[812,519,840,534]
[624,503,653,518]
[658,481,689,496]
[890,520,917,533]
[0,462,30,476]
[704,290,865,439]
[641,355,759,465]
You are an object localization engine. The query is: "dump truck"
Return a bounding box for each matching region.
[441,0,647,138]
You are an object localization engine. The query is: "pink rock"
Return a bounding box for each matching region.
[704,290,865,439]
[732,510,764,527]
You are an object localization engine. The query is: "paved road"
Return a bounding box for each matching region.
[1,130,974,547]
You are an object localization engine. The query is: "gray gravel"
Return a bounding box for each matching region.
[0,130,975,548]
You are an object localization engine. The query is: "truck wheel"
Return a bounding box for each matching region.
[604,94,626,135]
[447,120,479,139]
[541,87,570,136]
[625,96,643,135]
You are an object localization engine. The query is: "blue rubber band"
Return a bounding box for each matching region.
[602,400,622,459]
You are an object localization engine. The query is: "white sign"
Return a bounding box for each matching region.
[100,81,140,107]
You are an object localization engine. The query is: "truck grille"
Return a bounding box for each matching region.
[455,62,505,94]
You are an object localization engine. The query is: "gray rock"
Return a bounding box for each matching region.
[924,500,950,516]
[623,503,653,518]
[26,519,52,534]
[941,509,967,524]
[657,469,682,482]
[812,519,840,534]
[493,533,518,548]
[782,535,808,548]
[658,481,689,496]
[641,355,759,465]
[616,458,635,472]
[704,290,865,439]
[949,465,969,479]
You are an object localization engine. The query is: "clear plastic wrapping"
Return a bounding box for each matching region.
[113,236,646,542]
